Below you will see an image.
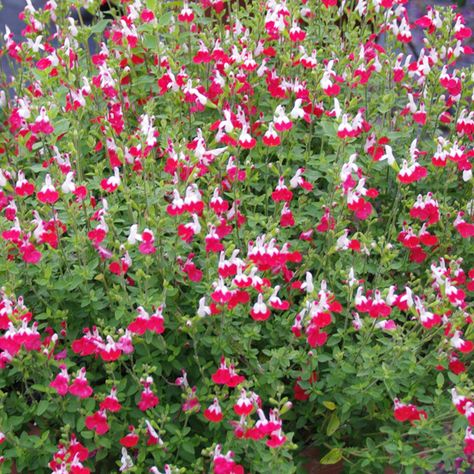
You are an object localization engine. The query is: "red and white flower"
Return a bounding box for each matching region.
[250,294,271,321]
[69,368,93,399]
[233,389,254,416]
[37,174,59,204]
[204,398,223,423]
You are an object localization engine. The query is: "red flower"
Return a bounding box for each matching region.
[250,294,271,321]
[204,398,223,423]
[293,372,318,401]
[69,368,93,399]
[233,390,254,416]
[138,378,159,411]
[271,177,293,202]
[15,172,35,196]
[321,0,338,7]
[306,325,328,348]
[50,365,69,396]
[138,229,157,255]
[393,398,427,423]
[120,427,139,448]
[85,410,109,435]
[100,387,122,412]
[178,5,194,22]
[37,174,59,204]
[31,107,54,134]
[266,430,287,448]
[262,124,281,147]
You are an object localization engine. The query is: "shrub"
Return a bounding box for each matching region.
[0,0,473,472]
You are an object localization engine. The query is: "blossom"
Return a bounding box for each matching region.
[128,306,164,335]
[212,446,244,474]
[454,212,474,238]
[250,294,271,321]
[238,126,256,149]
[393,398,428,423]
[178,4,194,23]
[266,429,287,448]
[211,358,245,387]
[100,336,122,362]
[31,107,54,134]
[138,229,157,255]
[100,387,122,412]
[37,174,59,204]
[120,426,139,448]
[262,123,280,147]
[204,398,223,423]
[464,427,474,455]
[85,410,109,435]
[100,168,121,193]
[211,278,232,304]
[50,364,69,396]
[138,377,159,411]
[293,372,318,401]
[69,368,93,399]
[15,171,35,196]
[119,447,133,472]
[268,286,289,311]
[450,331,474,354]
[233,389,254,416]
[280,203,295,227]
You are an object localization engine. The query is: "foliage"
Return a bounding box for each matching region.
[0,0,473,472]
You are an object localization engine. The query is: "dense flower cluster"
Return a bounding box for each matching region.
[0,0,472,472]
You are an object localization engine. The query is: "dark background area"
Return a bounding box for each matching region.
[1,0,44,40]
[406,0,474,67]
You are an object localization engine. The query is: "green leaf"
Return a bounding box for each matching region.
[159,12,173,27]
[76,416,85,433]
[436,372,444,388]
[54,119,70,136]
[182,440,194,455]
[320,448,343,465]
[36,400,49,416]
[447,371,459,384]
[320,120,337,138]
[31,384,54,394]
[32,142,45,151]
[91,19,110,35]
[323,401,336,411]
[143,34,158,50]
[98,436,111,449]
[384,443,397,454]
[326,412,340,436]
[96,447,108,461]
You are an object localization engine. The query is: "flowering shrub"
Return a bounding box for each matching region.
[0,0,473,472]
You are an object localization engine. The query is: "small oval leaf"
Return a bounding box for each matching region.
[37,400,49,416]
[323,401,336,411]
[320,448,343,465]
[326,412,340,436]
